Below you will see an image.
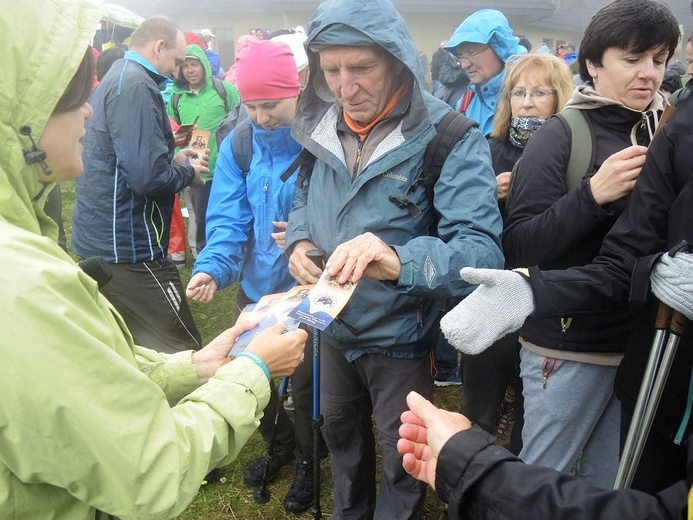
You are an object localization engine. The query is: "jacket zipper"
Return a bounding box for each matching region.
[543,317,572,389]
[352,141,364,178]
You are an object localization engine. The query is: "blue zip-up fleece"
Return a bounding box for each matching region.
[286,0,504,360]
[193,123,301,302]
[72,51,196,263]
[445,9,522,136]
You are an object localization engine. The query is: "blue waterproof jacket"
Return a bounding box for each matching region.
[72,52,196,263]
[193,123,301,302]
[446,9,522,135]
[286,0,504,360]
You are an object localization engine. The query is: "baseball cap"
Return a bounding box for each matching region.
[200,29,215,38]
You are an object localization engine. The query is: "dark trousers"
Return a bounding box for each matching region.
[460,333,521,432]
[100,258,201,353]
[236,288,324,461]
[187,180,212,254]
[321,339,433,520]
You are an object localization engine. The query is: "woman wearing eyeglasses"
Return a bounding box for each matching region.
[501,0,679,489]
[458,53,573,452]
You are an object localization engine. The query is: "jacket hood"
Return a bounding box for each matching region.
[445,9,520,64]
[0,0,101,239]
[565,84,666,114]
[173,44,213,93]
[294,0,428,147]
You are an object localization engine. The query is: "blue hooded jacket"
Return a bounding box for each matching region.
[286,0,504,360]
[445,9,522,135]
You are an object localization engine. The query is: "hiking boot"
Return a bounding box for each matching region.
[283,459,314,513]
[243,452,293,486]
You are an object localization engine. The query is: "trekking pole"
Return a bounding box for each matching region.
[253,376,290,504]
[305,248,326,520]
[613,302,689,489]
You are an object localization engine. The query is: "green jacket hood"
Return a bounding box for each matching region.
[172,44,213,94]
[0,0,101,240]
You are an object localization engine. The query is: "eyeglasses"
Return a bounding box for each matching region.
[508,89,556,101]
[457,46,489,64]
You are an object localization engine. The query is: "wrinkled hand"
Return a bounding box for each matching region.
[288,240,324,284]
[174,149,209,187]
[186,272,218,303]
[245,324,308,378]
[397,391,472,491]
[440,267,535,355]
[589,145,647,205]
[651,252,693,320]
[496,171,511,202]
[326,232,401,285]
[271,220,288,250]
[192,319,258,383]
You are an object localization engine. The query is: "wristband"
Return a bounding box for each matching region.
[236,351,271,382]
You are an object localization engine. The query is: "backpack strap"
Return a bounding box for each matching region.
[174,78,230,126]
[211,77,230,113]
[555,108,596,191]
[231,118,254,174]
[459,90,475,113]
[172,92,182,124]
[279,148,317,186]
[389,111,478,218]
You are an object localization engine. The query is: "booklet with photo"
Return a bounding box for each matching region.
[229,286,315,357]
[287,272,358,330]
[188,128,210,165]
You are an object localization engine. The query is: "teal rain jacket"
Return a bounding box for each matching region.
[286,0,504,360]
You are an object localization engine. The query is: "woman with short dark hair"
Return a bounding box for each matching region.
[501,0,679,489]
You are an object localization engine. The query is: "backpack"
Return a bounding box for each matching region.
[504,108,596,214]
[171,76,230,124]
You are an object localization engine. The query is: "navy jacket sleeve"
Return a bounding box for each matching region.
[107,81,195,197]
[437,426,689,520]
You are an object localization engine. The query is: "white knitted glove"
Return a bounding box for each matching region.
[651,252,693,321]
[440,267,535,355]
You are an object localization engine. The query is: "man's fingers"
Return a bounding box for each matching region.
[405,391,438,426]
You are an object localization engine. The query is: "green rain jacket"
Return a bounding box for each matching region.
[0,1,270,519]
[167,44,240,181]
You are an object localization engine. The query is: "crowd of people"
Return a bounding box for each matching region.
[2,0,692,518]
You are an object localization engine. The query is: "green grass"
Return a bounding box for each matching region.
[61,180,458,518]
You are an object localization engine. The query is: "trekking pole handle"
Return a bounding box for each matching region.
[654,301,674,329]
[306,248,327,270]
[670,310,689,336]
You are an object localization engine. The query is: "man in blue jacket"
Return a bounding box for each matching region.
[445,9,523,136]
[285,0,504,517]
[73,16,206,354]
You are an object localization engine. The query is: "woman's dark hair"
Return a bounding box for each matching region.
[578,0,679,83]
[54,47,94,114]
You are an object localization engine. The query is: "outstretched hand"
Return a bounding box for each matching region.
[397,391,472,490]
[440,267,535,355]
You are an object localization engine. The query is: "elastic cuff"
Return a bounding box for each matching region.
[236,351,271,382]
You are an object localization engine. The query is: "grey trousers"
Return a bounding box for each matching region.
[320,339,434,520]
